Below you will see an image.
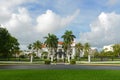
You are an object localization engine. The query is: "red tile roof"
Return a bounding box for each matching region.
[58,41,63,45]
[42,44,46,48]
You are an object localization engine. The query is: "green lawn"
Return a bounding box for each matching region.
[0,69,120,80]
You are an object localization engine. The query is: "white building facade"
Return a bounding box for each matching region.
[103,44,114,52]
[42,41,76,62]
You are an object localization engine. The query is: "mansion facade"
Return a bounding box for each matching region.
[42,41,76,62]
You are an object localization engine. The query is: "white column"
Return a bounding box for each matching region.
[57,54,59,60]
[62,54,64,60]
[68,55,70,62]
[38,50,41,58]
[51,55,53,62]
[88,55,91,63]
[30,54,33,63]
[71,47,75,59]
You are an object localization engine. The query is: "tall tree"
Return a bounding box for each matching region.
[33,40,42,57]
[61,30,76,62]
[112,44,120,57]
[84,42,91,57]
[0,27,19,58]
[75,42,83,58]
[99,50,105,61]
[28,44,33,62]
[44,33,58,61]
[84,42,91,62]
[9,36,20,54]
[28,44,32,50]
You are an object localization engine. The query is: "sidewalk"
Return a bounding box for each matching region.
[0,61,44,65]
[77,61,120,64]
[76,61,120,66]
[0,61,120,66]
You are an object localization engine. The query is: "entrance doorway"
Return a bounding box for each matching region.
[56,49,66,63]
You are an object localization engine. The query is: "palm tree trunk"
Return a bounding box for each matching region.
[37,49,39,57]
[67,49,70,62]
[30,54,33,63]
[88,54,91,63]
[50,48,53,62]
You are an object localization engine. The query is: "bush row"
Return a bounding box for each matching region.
[44,59,76,64]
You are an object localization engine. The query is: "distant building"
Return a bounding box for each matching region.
[103,44,114,52]
[90,47,98,56]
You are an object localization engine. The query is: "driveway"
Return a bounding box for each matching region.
[0,64,120,70]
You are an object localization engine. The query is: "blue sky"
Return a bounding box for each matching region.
[1,0,120,49]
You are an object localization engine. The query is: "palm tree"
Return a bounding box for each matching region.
[28,44,33,63]
[99,50,105,61]
[33,40,42,57]
[112,44,120,57]
[61,30,76,62]
[75,42,83,59]
[28,44,32,50]
[84,42,91,62]
[44,33,58,61]
[84,43,90,56]
[62,42,67,53]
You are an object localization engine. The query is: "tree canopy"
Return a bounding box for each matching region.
[61,30,76,53]
[0,27,19,58]
[44,33,58,53]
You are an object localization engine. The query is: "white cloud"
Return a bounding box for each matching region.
[35,9,80,34]
[80,12,120,48]
[0,0,80,50]
[0,7,11,23]
[0,0,35,23]
[3,7,45,50]
[6,8,32,30]
[0,0,34,7]
[4,8,35,44]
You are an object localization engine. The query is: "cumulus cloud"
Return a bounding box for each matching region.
[80,12,120,48]
[0,0,35,23]
[0,0,80,50]
[3,7,45,50]
[0,0,38,50]
[4,8,35,45]
[35,9,80,34]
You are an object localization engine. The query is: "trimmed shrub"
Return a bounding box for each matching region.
[70,59,76,64]
[44,59,51,64]
[19,55,26,58]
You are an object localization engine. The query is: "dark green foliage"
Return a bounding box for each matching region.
[61,30,76,53]
[70,59,76,64]
[42,51,48,59]
[112,44,120,57]
[44,33,58,54]
[44,59,51,64]
[0,27,19,58]
[19,55,26,58]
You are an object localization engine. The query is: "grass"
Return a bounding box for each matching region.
[0,69,120,80]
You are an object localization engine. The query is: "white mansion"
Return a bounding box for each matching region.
[103,44,114,52]
[42,41,76,62]
[23,41,98,62]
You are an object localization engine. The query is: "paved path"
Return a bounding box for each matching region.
[0,64,120,70]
